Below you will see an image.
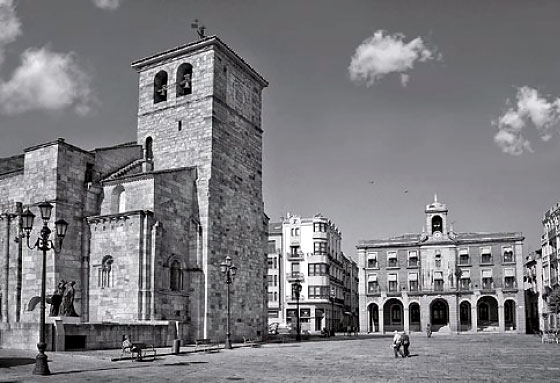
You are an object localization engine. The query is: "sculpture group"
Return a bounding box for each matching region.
[48,280,78,317]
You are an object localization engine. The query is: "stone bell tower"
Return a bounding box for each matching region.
[131,36,269,339]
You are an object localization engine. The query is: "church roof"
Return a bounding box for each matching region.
[131,35,268,87]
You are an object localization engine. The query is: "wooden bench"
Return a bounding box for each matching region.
[243,336,260,347]
[195,339,220,352]
[130,343,157,361]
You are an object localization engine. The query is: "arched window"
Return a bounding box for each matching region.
[145,136,153,160]
[432,215,443,233]
[154,70,168,103]
[118,189,126,213]
[99,255,113,288]
[170,260,182,291]
[111,185,126,214]
[176,63,193,97]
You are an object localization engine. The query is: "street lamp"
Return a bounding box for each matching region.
[220,255,237,349]
[21,202,68,376]
[293,282,302,341]
[330,287,336,337]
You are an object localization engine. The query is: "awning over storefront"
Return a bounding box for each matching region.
[409,273,418,281]
[482,269,493,278]
[388,274,398,282]
[367,274,377,282]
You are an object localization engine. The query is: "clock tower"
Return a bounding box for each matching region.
[425,194,449,240]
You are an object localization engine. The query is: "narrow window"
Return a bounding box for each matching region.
[145,136,153,160]
[154,70,168,103]
[85,163,94,184]
[176,63,193,97]
[170,260,182,291]
[100,255,113,288]
[118,189,126,213]
[111,185,126,214]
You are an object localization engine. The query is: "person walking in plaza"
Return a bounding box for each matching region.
[401,331,410,357]
[391,330,404,358]
[426,323,432,338]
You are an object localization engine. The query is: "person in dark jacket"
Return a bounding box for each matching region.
[401,331,410,357]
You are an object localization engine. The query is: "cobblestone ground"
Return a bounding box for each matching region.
[1,334,559,382]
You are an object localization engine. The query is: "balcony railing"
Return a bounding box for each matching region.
[287,251,304,261]
[287,272,304,282]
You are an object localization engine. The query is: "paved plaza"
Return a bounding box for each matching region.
[1,334,559,382]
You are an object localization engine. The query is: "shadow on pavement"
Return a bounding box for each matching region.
[163,361,208,366]
[51,359,209,376]
[0,357,35,368]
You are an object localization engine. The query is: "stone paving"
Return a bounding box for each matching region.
[1,334,559,382]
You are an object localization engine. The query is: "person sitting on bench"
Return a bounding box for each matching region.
[122,335,133,355]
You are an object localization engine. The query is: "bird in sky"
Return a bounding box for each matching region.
[369,180,375,184]
[404,189,409,193]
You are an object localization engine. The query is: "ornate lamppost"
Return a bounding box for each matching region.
[21,202,68,376]
[330,286,336,336]
[220,255,237,349]
[293,282,302,341]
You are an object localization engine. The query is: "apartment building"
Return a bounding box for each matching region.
[267,214,358,333]
[540,204,560,331]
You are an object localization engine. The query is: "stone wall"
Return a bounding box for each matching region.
[88,212,149,322]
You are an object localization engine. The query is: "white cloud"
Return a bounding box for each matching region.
[0,47,93,115]
[92,0,123,10]
[348,30,440,87]
[494,87,560,155]
[0,0,22,65]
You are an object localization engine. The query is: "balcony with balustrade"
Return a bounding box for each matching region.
[287,251,304,261]
[287,271,304,282]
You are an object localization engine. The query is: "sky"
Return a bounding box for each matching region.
[2,0,560,257]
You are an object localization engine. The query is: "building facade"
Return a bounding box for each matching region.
[0,36,269,350]
[524,250,542,333]
[540,204,560,331]
[358,196,525,334]
[267,214,359,333]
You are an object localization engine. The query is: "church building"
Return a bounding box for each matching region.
[357,196,525,334]
[0,35,268,350]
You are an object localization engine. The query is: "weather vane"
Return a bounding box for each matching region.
[191,19,206,39]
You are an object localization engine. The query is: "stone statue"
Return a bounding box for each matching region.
[48,280,65,316]
[62,280,78,317]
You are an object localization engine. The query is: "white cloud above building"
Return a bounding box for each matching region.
[494,87,560,155]
[0,0,93,115]
[348,30,440,88]
[0,47,93,115]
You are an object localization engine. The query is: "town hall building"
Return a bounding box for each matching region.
[0,35,269,350]
[357,196,525,334]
